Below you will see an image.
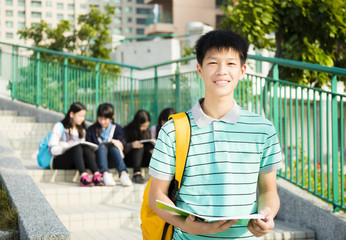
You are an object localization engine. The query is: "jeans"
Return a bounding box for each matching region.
[96,144,127,175]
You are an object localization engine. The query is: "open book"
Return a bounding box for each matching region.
[156,200,264,222]
[140,139,156,145]
[62,141,124,157]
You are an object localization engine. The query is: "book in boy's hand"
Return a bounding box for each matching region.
[156,200,265,222]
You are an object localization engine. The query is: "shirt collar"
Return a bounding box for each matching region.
[190,98,241,128]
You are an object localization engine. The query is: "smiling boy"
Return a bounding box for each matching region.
[148,30,282,239]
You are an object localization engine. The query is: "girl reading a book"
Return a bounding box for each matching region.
[86,103,132,187]
[48,102,104,187]
[123,109,153,184]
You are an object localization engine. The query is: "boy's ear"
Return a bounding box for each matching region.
[196,63,203,78]
[239,64,247,79]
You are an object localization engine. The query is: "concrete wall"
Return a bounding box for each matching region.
[277,178,346,240]
[0,133,69,240]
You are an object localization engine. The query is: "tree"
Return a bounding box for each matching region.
[219,0,346,88]
[18,5,119,73]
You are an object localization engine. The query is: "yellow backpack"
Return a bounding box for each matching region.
[140,112,191,240]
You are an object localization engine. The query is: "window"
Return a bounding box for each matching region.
[6,33,13,39]
[113,17,122,24]
[31,1,42,7]
[18,22,25,29]
[80,4,87,9]
[114,27,122,34]
[136,18,146,25]
[46,12,52,17]
[136,8,151,15]
[125,27,132,33]
[136,28,144,35]
[46,1,52,6]
[6,10,13,17]
[68,15,74,21]
[57,14,64,20]
[125,7,132,13]
[57,3,63,9]
[68,4,74,10]
[6,0,13,6]
[18,11,25,18]
[6,21,13,28]
[137,0,144,3]
[127,17,132,23]
[18,0,25,6]
[113,0,121,3]
[31,12,42,18]
[115,7,122,14]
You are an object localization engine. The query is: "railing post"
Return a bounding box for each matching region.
[154,66,158,122]
[175,62,181,112]
[331,74,339,212]
[272,64,279,132]
[36,52,41,107]
[130,68,134,118]
[63,57,68,113]
[95,62,99,112]
[11,46,16,99]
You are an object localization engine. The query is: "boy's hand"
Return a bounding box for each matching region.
[247,207,274,237]
[182,215,239,235]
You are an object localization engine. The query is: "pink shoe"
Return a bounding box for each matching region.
[93,172,105,186]
[80,174,94,187]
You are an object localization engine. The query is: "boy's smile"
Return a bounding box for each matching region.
[197,48,246,100]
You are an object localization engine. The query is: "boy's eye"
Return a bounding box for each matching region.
[208,62,217,64]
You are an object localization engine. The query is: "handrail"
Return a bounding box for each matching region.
[1,41,345,76]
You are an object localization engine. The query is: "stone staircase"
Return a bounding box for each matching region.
[0,108,316,240]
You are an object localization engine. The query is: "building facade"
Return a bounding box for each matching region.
[0,0,154,45]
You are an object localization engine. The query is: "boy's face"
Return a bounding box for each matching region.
[97,116,112,130]
[197,48,246,100]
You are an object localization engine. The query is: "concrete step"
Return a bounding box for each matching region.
[8,138,41,150]
[71,227,142,240]
[0,122,53,131]
[0,116,36,123]
[37,182,145,207]
[55,202,141,232]
[2,129,47,139]
[264,220,315,240]
[0,110,18,116]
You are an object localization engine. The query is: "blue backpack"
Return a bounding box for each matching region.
[37,122,64,169]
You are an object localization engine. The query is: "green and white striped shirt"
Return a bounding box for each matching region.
[149,99,282,240]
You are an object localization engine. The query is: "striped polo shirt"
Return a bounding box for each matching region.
[149,99,282,240]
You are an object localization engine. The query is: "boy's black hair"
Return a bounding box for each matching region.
[195,30,249,66]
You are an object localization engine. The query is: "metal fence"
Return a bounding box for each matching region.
[0,41,345,211]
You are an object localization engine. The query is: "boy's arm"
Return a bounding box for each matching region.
[247,170,280,237]
[149,176,240,236]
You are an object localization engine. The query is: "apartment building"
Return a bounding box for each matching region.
[144,0,225,36]
[0,0,154,45]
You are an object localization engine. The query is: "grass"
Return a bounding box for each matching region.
[0,180,18,232]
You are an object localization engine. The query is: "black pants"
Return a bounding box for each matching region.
[53,145,98,175]
[124,144,153,173]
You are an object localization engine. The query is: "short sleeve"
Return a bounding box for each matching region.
[260,124,282,173]
[149,121,176,181]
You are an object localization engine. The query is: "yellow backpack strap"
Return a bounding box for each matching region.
[168,112,191,189]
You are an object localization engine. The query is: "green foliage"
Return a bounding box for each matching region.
[0,181,18,232]
[18,5,120,73]
[220,0,346,88]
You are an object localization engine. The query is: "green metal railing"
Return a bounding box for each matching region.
[0,41,345,211]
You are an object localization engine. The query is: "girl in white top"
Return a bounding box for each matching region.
[49,102,103,187]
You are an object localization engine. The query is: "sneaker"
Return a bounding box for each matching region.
[132,174,146,184]
[93,172,105,186]
[103,172,116,186]
[80,174,94,187]
[120,173,132,187]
